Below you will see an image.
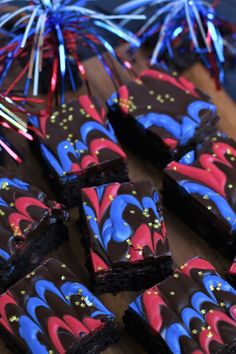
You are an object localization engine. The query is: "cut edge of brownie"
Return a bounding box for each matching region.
[123,307,236,354]
[162,172,236,260]
[0,221,68,292]
[0,307,119,354]
[78,202,173,294]
[123,308,170,354]
[29,139,129,208]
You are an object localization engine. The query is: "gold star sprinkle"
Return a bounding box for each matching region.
[201,326,206,331]
[207,205,212,210]
[220,302,225,308]
[149,90,154,95]
[228,184,233,189]
[80,303,85,308]
[20,290,26,295]
[173,273,179,278]
[207,332,213,338]
[207,326,211,330]
[147,105,152,110]
[9,202,14,207]
[126,254,131,260]
[210,285,214,291]
[61,264,66,268]
[9,316,19,323]
[170,291,175,296]
[109,195,114,201]
[200,309,206,314]
[49,350,54,354]
[198,271,203,276]
[203,195,209,200]
[126,239,132,246]
[65,296,70,300]
[192,329,198,335]
[78,289,82,294]
[132,191,137,195]
[61,276,66,280]
[130,210,135,214]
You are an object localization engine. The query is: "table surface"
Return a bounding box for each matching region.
[1,47,236,354]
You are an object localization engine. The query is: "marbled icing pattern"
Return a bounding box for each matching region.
[0,258,114,354]
[128,256,236,354]
[165,132,236,233]
[81,180,170,273]
[0,168,67,265]
[107,67,217,151]
[29,96,126,178]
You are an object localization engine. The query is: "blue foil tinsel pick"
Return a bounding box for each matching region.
[0,0,145,103]
[116,0,226,83]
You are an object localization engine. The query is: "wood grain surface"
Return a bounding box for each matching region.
[1,47,236,353]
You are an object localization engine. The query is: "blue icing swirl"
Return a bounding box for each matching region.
[80,121,117,144]
[179,181,236,231]
[0,249,10,261]
[60,281,112,318]
[164,322,191,354]
[137,113,198,145]
[40,144,64,176]
[179,150,195,165]
[129,295,145,320]
[84,193,161,250]
[0,177,29,191]
[181,307,204,330]
[26,297,50,325]
[35,279,66,303]
[202,274,236,300]
[187,101,216,123]
[191,291,216,313]
[19,316,47,354]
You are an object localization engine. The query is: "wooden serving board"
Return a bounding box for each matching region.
[1,48,236,353]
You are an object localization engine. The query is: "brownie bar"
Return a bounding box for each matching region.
[0,168,69,291]
[79,180,172,294]
[107,66,219,167]
[226,258,236,288]
[29,95,129,207]
[163,131,236,259]
[0,258,119,354]
[124,256,236,354]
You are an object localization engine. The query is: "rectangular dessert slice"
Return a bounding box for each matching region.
[79,180,172,294]
[163,131,236,259]
[0,168,68,290]
[107,66,218,167]
[0,258,119,354]
[29,95,129,207]
[124,256,236,354]
[226,259,236,288]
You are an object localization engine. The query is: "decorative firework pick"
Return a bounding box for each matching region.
[0,95,34,164]
[0,0,144,104]
[116,0,225,86]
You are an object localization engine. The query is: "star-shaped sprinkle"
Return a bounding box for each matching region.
[228,184,233,189]
[198,271,203,276]
[126,254,131,260]
[207,205,212,210]
[9,316,19,323]
[170,291,175,296]
[80,303,85,308]
[20,290,26,295]
[200,309,206,314]
[173,273,179,278]
[61,276,66,280]
[61,264,66,268]
[220,302,225,308]
[126,239,132,246]
[192,329,198,335]
[207,332,213,338]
